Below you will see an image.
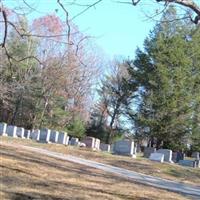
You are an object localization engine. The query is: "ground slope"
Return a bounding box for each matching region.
[0,143,193,200]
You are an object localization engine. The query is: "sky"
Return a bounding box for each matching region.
[4,0,159,59]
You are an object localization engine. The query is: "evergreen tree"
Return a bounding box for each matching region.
[128,6,200,150]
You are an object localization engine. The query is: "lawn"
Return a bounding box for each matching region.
[0,143,192,200]
[1,136,200,187]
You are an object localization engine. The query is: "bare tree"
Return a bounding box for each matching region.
[131,0,200,24]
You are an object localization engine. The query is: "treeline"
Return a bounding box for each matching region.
[87,7,200,151]
[1,6,200,151]
[0,12,100,137]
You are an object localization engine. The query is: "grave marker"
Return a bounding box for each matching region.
[179,160,196,168]
[57,132,68,145]
[100,143,110,152]
[144,147,156,158]
[70,137,79,146]
[30,129,40,140]
[113,140,136,157]
[6,125,17,137]
[157,149,173,163]
[149,153,164,163]
[82,137,95,148]
[16,127,25,138]
[192,152,200,160]
[0,123,7,136]
[39,128,51,143]
[49,130,59,143]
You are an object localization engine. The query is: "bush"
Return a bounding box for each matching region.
[67,117,86,139]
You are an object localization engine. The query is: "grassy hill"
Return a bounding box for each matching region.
[0,136,199,200]
[1,136,200,185]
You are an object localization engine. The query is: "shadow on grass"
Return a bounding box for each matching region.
[0,147,153,200]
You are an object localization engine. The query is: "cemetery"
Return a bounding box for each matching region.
[0,122,199,169]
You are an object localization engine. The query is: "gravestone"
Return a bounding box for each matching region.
[196,160,200,168]
[110,144,114,153]
[149,153,164,163]
[94,138,100,150]
[24,130,31,139]
[6,125,17,137]
[0,123,7,136]
[100,143,111,152]
[39,128,51,143]
[57,132,68,145]
[144,147,156,158]
[16,127,25,138]
[157,149,173,163]
[49,130,59,143]
[30,129,40,140]
[65,136,69,145]
[172,152,178,162]
[176,151,185,162]
[82,137,95,148]
[113,140,136,157]
[70,137,79,146]
[192,152,200,160]
[179,160,196,168]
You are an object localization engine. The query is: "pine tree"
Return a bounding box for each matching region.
[128,6,200,150]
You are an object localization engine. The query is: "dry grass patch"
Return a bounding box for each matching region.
[1,136,200,186]
[0,144,191,200]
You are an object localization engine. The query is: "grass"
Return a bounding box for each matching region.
[1,136,200,187]
[0,143,192,200]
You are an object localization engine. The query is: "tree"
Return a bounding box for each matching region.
[87,60,137,143]
[127,6,200,150]
[131,0,200,24]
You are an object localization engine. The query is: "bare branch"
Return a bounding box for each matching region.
[132,0,200,24]
[57,0,71,44]
[0,8,8,47]
[71,0,103,20]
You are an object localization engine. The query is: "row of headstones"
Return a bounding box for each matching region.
[0,123,69,145]
[0,122,137,158]
[0,123,110,151]
[84,138,137,158]
[144,147,200,168]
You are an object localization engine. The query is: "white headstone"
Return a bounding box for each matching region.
[49,130,59,143]
[65,136,69,145]
[57,132,68,145]
[94,138,100,150]
[0,123,7,136]
[30,129,40,140]
[6,125,17,137]
[100,143,110,152]
[82,137,96,148]
[149,153,164,163]
[27,130,30,139]
[39,128,51,143]
[24,129,31,139]
[16,127,25,138]
[157,149,173,163]
[113,140,136,157]
[70,137,79,146]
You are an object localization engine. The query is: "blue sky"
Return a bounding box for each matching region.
[4,0,158,59]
